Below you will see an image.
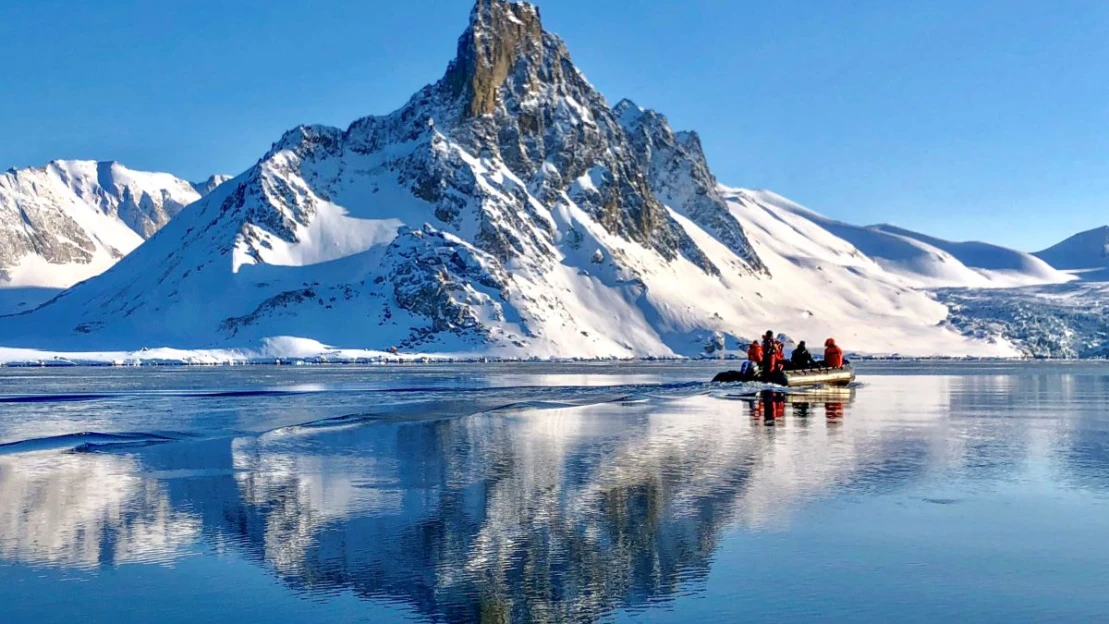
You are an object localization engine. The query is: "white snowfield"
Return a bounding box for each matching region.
[0,160,227,314]
[717,189,1023,356]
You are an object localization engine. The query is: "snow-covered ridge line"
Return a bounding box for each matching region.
[1033,226,1109,282]
[737,189,1072,289]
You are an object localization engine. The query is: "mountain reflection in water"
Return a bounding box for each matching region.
[2,365,1108,623]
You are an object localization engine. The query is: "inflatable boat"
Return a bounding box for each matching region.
[711,363,856,388]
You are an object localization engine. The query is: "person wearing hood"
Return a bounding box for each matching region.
[824,338,844,368]
[791,341,816,368]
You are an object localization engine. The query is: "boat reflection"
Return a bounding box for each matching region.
[746,387,856,425]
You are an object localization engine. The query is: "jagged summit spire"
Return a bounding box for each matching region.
[470,0,540,23]
[444,0,546,118]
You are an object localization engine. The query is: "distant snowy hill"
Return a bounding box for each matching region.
[1034,226,1109,281]
[872,224,1069,286]
[743,191,1070,289]
[0,0,1080,360]
[0,160,227,312]
[192,174,233,197]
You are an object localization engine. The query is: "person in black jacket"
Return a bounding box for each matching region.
[791,341,816,369]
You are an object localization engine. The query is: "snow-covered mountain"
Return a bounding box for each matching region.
[743,192,1070,289]
[0,0,1066,359]
[1034,226,1109,281]
[192,174,233,197]
[922,226,1109,357]
[0,160,228,312]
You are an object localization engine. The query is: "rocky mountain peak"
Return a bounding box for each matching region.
[286,1,764,280]
[615,100,767,273]
[0,0,772,350]
[192,174,233,197]
[445,0,546,118]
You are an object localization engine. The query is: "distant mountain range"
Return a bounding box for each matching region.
[0,0,1103,359]
[0,160,227,312]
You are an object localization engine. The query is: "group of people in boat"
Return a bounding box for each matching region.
[744,330,845,377]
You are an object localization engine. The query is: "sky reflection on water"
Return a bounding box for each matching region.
[0,362,1107,623]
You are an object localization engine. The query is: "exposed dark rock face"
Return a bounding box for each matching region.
[434,0,728,269]
[446,0,545,119]
[616,100,767,274]
[337,0,758,274]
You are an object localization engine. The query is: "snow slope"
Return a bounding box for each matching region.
[1034,226,1109,280]
[0,160,227,312]
[0,0,1030,359]
[873,224,1070,285]
[720,189,1017,354]
[745,191,1070,289]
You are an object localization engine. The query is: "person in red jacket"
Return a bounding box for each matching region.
[747,341,763,364]
[760,331,783,376]
[824,338,844,368]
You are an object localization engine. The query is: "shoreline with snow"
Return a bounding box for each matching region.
[0,344,1081,368]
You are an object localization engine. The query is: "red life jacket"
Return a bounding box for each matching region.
[748,343,763,362]
[771,342,785,372]
[761,339,776,369]
[824,344,844,368]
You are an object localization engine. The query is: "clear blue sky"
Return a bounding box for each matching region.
[2,0,1106,251]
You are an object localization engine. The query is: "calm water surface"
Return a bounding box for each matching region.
[0,361,1107,623]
